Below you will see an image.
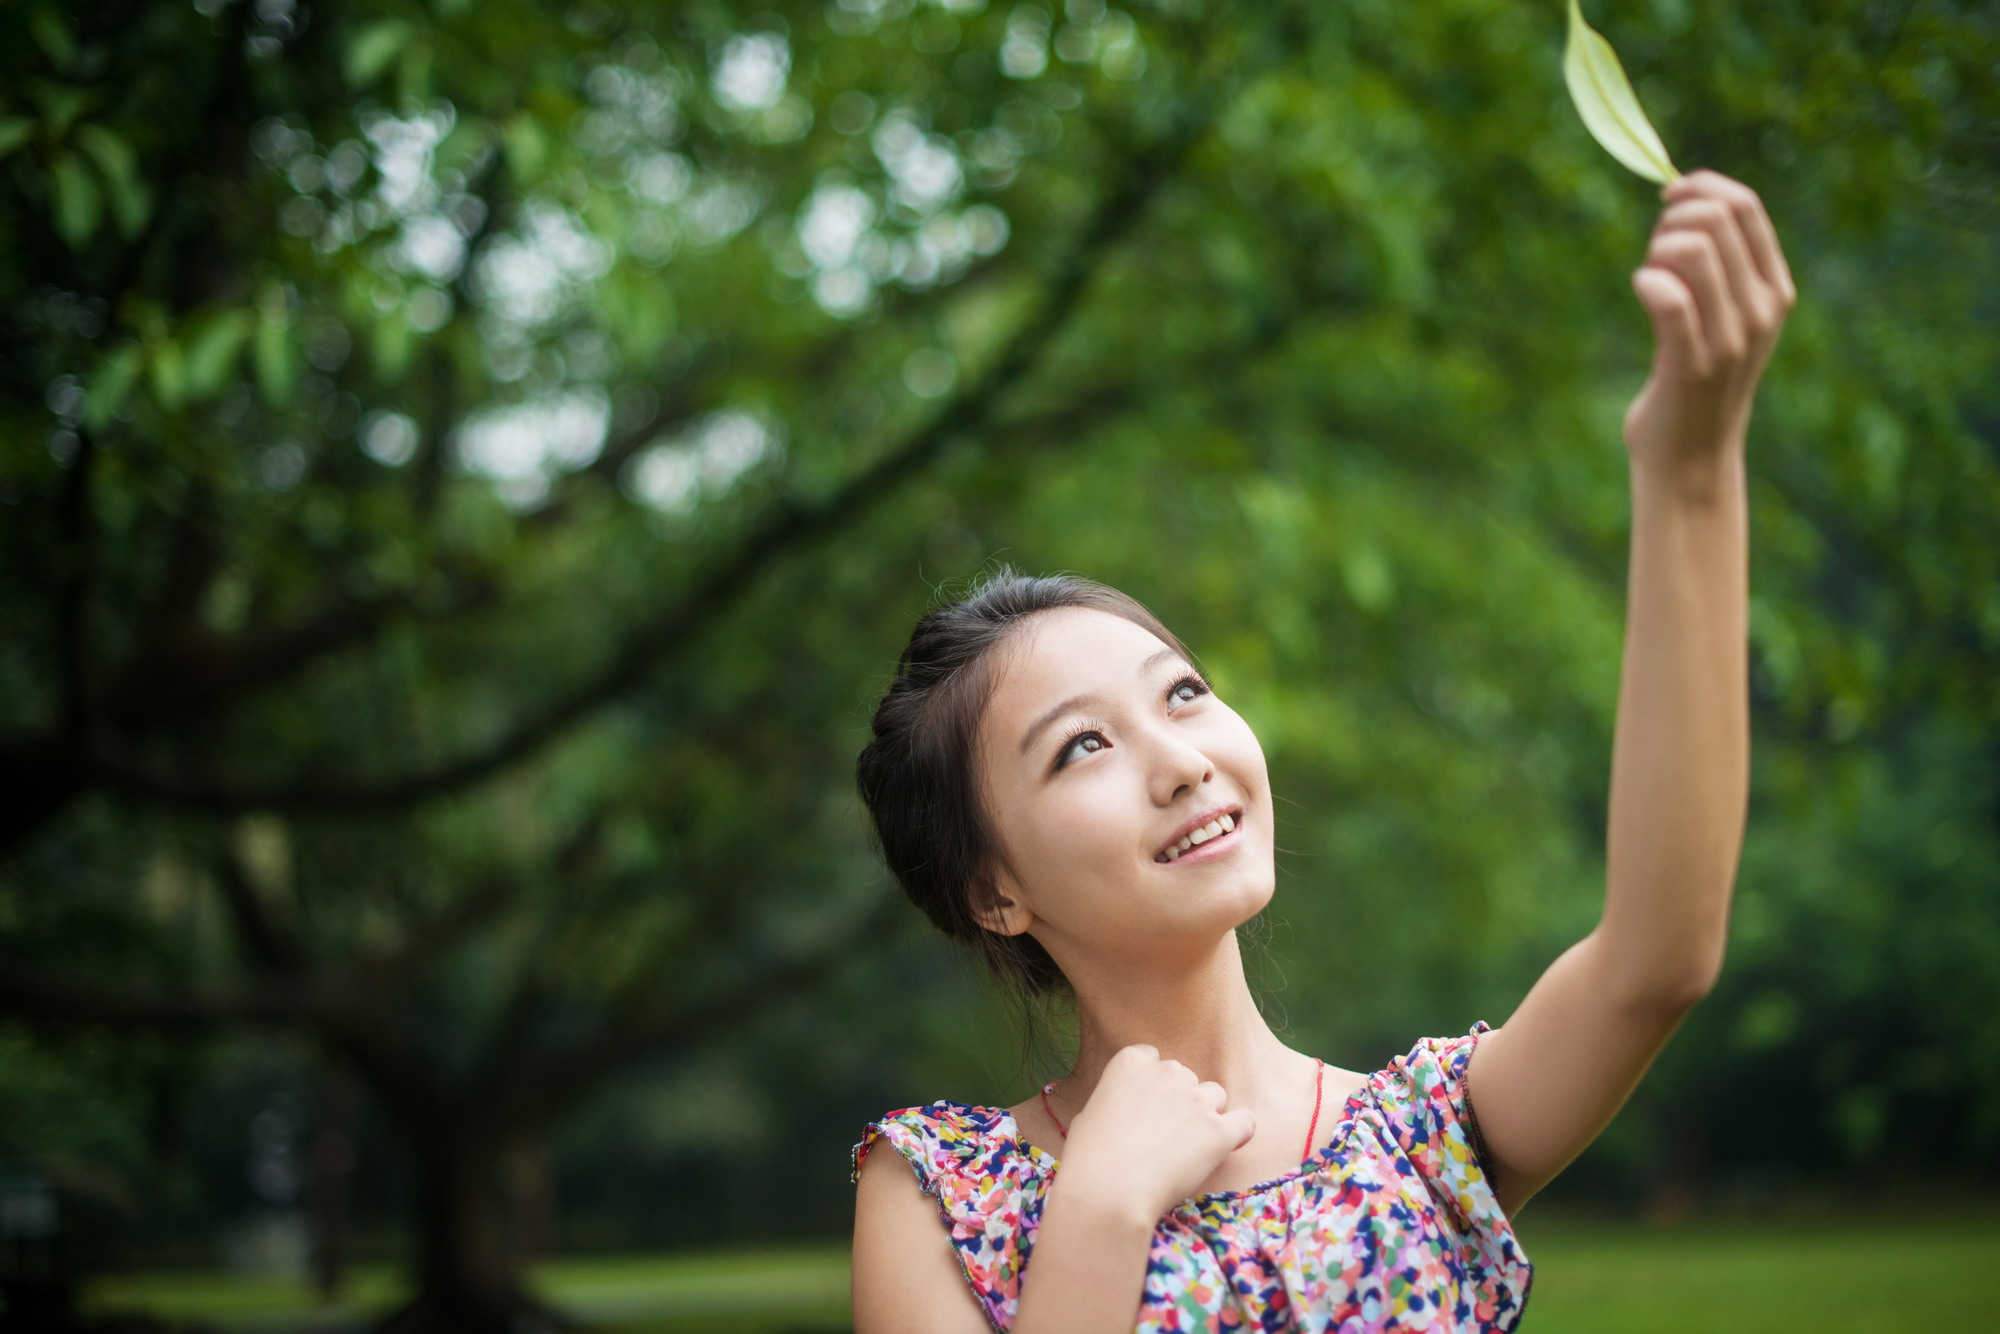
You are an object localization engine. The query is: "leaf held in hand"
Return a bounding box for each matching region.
[1563,0,1681,185]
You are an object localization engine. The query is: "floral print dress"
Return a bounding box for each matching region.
[851,1022,1530,1332]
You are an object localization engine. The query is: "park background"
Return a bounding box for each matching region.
[2,0,1996,1330]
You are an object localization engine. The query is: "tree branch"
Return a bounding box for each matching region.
[89,98,1225,815]
[495,892,908,1130]
[52,429,98,738]
[214,846,308,974]
[0,973,323,1029]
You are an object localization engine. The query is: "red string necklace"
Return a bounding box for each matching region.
[1040,1057,1327,1162]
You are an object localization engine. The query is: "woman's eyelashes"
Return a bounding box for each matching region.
[1052,720,1109,771]
[1049,674,1213,772]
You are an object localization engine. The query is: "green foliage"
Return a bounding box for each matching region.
[0,0,1994,1286]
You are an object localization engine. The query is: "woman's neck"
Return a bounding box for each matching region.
[1058,931,1306,1112]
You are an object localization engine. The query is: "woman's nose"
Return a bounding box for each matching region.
[1148,728,1215,804]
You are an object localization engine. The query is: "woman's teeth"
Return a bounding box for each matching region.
[1158,812,1237,862]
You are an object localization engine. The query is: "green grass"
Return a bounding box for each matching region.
[1517,1216,2000,1333]
[82,1217,2000,1331]
[83,1250,852,1332]
[84,1264,405,1327]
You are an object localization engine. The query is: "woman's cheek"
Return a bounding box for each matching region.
[1057,777,1129,871]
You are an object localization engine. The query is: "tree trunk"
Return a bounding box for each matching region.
[374,1133,568,1334]
[307,1068,356,1302]
[1642,1099,1705,1224]
[505,1137,555,1269]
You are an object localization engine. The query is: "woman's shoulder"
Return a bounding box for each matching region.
[1350,1021,1507,1224]
[849,1098,1019,1189]
[1362,1020,1492,1109]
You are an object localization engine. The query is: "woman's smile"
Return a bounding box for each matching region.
[1154,805,1245,865]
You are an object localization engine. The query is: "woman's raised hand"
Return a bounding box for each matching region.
[1056,1044,1257,1225]
[1623,168,1797,481]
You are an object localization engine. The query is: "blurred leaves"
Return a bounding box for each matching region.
[184,309,254,402]
[74,124,147,237]
[253,284,296,407]
[49,149,100,248]
[0,116,33,160]
[83,344,141,432]
[346,20,416,89]
[0,0,1993,1269]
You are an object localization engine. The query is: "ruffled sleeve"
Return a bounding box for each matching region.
[1368,1021,1527,1276]
[851,1103,954,1189]
[850,1102,1040,1333]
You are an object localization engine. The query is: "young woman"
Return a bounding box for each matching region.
[848,168,1796,1333]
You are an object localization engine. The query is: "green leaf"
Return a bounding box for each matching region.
[397,41,436,104]
[185,309,255,400]
[345,20,414,88]
[29,80,91,136]
[373,306,414,380]
[254,284,297,406]
[1339,542,1395,613]
[29,8,77,71]
[112,176,153,238]
[75,124,150,237]
[0,117,34,161]
[1562,0,1680,185]
[435,117,492,176]
[50,150,101,248]
[148,337,188,412]
[500,114,547,183]
[83,344,143,432]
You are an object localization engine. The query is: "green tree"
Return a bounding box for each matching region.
[2,0,1996,1329]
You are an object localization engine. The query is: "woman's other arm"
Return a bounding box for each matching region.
[851,1145,993,1334]
[853,1047,1256,1332]
[1467,168,1798,1217]
[852,1144,1159,1334]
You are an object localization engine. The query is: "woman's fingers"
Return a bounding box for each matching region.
[1623,169,1794,461]
[1672,169,1796,307]
[1660,171,1796,341]
[1657,198,1761,343]
[1641,228,1734,376]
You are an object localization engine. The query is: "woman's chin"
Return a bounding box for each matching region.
[1158,864,1276,930]
[1229,872,1278,921]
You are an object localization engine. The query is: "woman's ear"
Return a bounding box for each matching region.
[970,867,1034,937]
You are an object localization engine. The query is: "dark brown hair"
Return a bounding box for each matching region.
[855,565,1196,1003]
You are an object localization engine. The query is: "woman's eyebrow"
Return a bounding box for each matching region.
[1017,647,1185,756]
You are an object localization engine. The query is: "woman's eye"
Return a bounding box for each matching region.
[1170,676,1209,705]
[1062,734,1106,765]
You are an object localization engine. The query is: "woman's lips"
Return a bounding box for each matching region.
[1155,811,1245,866]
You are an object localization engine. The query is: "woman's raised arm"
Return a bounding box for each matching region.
[1464,168,1798,1218]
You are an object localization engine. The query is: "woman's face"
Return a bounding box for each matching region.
[972,607,1276,972]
